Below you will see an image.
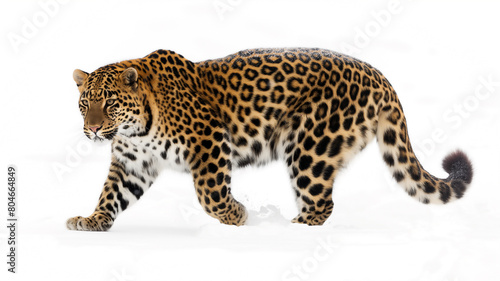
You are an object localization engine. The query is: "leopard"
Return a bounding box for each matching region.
[66,48,473,231]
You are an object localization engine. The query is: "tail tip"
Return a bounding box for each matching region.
[442,150,473,184]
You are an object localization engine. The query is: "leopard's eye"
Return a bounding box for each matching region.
[106,99,116,106]
[81,99,88,106]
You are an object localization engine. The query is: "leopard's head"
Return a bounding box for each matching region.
[73,65,150,141]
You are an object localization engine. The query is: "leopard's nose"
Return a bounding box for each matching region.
[89,126,101,133]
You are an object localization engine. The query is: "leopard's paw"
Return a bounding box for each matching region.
[66,214,113,231]
[218,202,248,226]
[291,213,328,226]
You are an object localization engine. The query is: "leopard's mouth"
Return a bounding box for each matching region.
[85,127,118,141]
[101,128,118,140]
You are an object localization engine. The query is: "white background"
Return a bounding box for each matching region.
[1,0,500,280]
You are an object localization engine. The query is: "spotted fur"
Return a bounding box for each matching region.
[66,48,473,230]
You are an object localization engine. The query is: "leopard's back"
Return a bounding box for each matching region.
[196,48,393,169]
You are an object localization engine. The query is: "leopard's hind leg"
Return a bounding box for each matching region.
[281,115,338,225]
[284,110,377,225]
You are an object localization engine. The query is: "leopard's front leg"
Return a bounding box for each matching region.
[67,155,157,231]
[191,132,247,226]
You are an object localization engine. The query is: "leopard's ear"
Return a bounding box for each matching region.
[121,67,138,89]
[73,69,88,87]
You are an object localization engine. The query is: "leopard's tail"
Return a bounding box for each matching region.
[376,102,473,204]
